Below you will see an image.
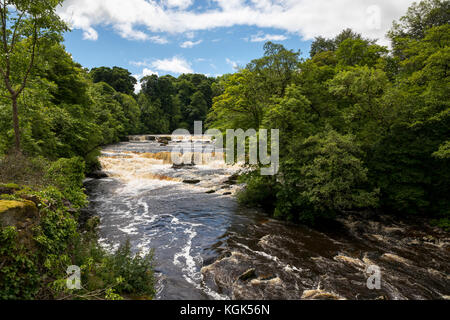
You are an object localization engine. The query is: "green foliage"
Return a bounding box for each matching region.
[46,157,87,208]
[431,218,450,232]
[433,141,450,159]
[335,39,388,68]
[237,172,278,211]
[0,226,39,300]
[211,0,449,226]
[90,66,137,96]
[275,130,379,223]
[0,182,156,300]
[138,73,217,133]
[264,84,316,152]
[207,69,269,130]
[0,0,68,150]
[388,0,449,45]
[310,28,372,58]
[247,42,301,96]
[100,240,155,296]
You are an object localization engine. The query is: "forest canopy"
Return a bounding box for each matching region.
[209,0,450,225]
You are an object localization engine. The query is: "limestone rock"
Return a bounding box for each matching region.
[0,200,38,228]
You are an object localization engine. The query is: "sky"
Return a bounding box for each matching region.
[58,0,417,88]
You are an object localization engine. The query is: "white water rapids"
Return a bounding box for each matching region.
[84,135,450,300]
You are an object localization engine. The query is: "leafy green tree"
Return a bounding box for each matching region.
[310,36,336,57]
[0,0,67,151]
[90,66,137,96]
[389,0,449,42]
[247,41,300,96]
[185,91,207,131]
[275,130,379,223]
[138,93,169,134]
[328,66,392,146]
[207,69,267,130]
[263,84,316,155]
[336,39,388,67]
[310,28,371,58]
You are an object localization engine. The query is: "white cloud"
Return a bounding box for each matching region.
[151,56,193,74]
[82,27,98,41]
[180,40,202,48]
[226,58,238,70]
[249,33,288,42]
[116,23,149,41]
[165,0,193,10]
[150,35,169,44]
[58,0,416,45]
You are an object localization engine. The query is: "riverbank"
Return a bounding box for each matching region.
[0,153,155,300]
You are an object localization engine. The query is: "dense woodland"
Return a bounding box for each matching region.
[0,0,448,299]
[209,0,450,227]
[0,53,219,170]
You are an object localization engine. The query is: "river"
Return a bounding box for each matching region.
[84,135,450,300]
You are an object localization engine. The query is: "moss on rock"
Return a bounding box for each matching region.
[0,183,21,195]
[0,200,38,228]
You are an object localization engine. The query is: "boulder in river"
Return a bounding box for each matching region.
[157,136,172,145]
[183,179,201,184]
[301,289,344,300]
[172,163,195,170]
[87,171,109,179]
[224,173,239,185]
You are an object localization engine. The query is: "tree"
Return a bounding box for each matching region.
[207,69,267,130]
[275,130,379,223]
[310,36,336,58]
[0,0,67,151]
[388,0,450,58]
[90,66,137,96]
[328,66,391,146]
[309,28,371,58]
[389,0,449,41]
[186,91,207,126]
[263,84,316,155]
[247,41,300,96]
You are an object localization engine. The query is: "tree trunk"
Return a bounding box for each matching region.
[11,96,20,151]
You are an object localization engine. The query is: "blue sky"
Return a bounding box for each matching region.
[59,0,416,86]
[63,25,312,78]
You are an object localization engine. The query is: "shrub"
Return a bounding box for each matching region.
[45,157,87,208]
[275,130,379,224]
[0,227,39,299]
[237,171,278,212]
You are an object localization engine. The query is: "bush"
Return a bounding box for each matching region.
[45,157,87,208]
[237,171,278,212]
[0,227,39,299]
[275,130,379,224]
[101,240,155,297]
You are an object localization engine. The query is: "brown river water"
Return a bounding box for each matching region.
[83,135,450,300]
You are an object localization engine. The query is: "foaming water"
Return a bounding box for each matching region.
[85,135,450,300]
